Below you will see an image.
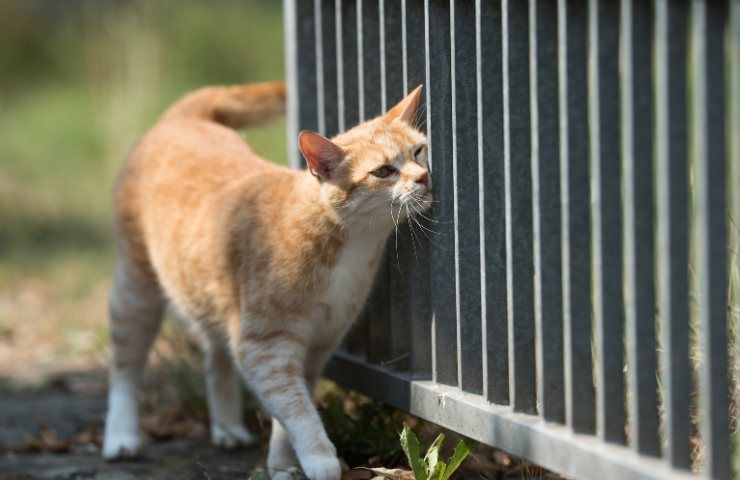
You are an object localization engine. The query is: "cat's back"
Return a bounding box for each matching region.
[114,116,291,298]
[128,117,276,191]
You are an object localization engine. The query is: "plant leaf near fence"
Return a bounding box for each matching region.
[400,424,427,480]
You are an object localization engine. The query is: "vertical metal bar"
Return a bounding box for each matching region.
[285,0,318,168]
[503,0,536,414]
[336,0,358,133]
[559,0,595,434]
[381,0,404,110]
[407,248,432,376]
[388,252,411,370]
[366,261,392,364]
[359,0,382,120]
[425,0,457,386]
[383,0,410,372]
[344,316,370,359]
[588,0,626,444]
[389,248,411,371]
[284,0,299,167]
[451,0,483,395]
[318,0,338,137]
[531,0,564,424]
[690,1,730,477]
[361,0,390,365]
[730,1,740,472]
[620,0,659,456]
[357,0,365,122]
[404,0,426,94]
[405,0,432,379]
[337,0,367,358]
[352,0,370,359]
[477,0,509,406]
[315,0,325,135]
[655,0,691,468]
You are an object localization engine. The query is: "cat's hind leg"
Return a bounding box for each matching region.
[201,331,258,448]
[102,261,164,459]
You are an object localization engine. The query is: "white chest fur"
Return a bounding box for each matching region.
[321,226,388,326]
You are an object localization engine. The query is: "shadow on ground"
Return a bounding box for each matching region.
[0,370,264,480]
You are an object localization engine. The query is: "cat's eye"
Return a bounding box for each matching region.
[371,165,397,179]
[413,145,426,160]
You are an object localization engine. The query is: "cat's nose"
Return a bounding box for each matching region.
[415,171,429,188]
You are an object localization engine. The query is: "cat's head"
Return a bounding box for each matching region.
[298,85,430,226]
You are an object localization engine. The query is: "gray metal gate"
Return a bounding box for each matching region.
[283,1,739,479]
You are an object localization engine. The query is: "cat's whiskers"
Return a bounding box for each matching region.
[407,202,444,237]
[406,195,441,224]
[404,203,422,266]
[405,193,446,229]
[409,210,447,250]
[408,191,437,207]
[408,208,432,241]
[406,207,447,252]
[389,194,403,273]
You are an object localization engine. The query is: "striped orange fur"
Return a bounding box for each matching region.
[103,81,429,480]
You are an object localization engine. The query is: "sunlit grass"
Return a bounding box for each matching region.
[0,0,285,383]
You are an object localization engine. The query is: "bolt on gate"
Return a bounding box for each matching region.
[283,0,739,479]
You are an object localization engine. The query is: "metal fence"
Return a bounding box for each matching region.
[283,1,739,479]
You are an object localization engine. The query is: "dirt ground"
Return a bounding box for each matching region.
[0,371,565,480]
[0,371,266,480]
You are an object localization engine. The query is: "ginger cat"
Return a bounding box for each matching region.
[102,81,430,480]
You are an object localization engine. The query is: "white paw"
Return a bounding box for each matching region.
[300,455,341,480]
[269,466,303,480]
[211,423,259,449]
[102,432,141,459]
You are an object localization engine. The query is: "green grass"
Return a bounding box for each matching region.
[0,0,286,381]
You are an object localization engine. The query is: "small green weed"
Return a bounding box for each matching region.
[399,424,470,480]
[363,424,471,480]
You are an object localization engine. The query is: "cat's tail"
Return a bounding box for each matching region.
[161,81,286,129]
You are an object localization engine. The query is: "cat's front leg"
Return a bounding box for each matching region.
[232,324,340,480]
[268,348,333,480]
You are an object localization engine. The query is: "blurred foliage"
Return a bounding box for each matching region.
[319,386,409,468]
[0,0,285,223]
[0,0,285,380]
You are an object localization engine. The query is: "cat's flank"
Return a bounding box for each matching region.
[103,81,430,480]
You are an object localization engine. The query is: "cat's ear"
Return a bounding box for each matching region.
[384,84,423,126]
[298,130,345,180]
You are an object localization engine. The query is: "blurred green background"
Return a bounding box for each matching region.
[0,0,286,383]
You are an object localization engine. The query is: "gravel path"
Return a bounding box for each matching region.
[0,386,264,480]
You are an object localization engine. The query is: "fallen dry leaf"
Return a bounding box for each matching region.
[14,423,101,454]
[21,424,67,453]
[356,467,415,480]
[141,407,207,441]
